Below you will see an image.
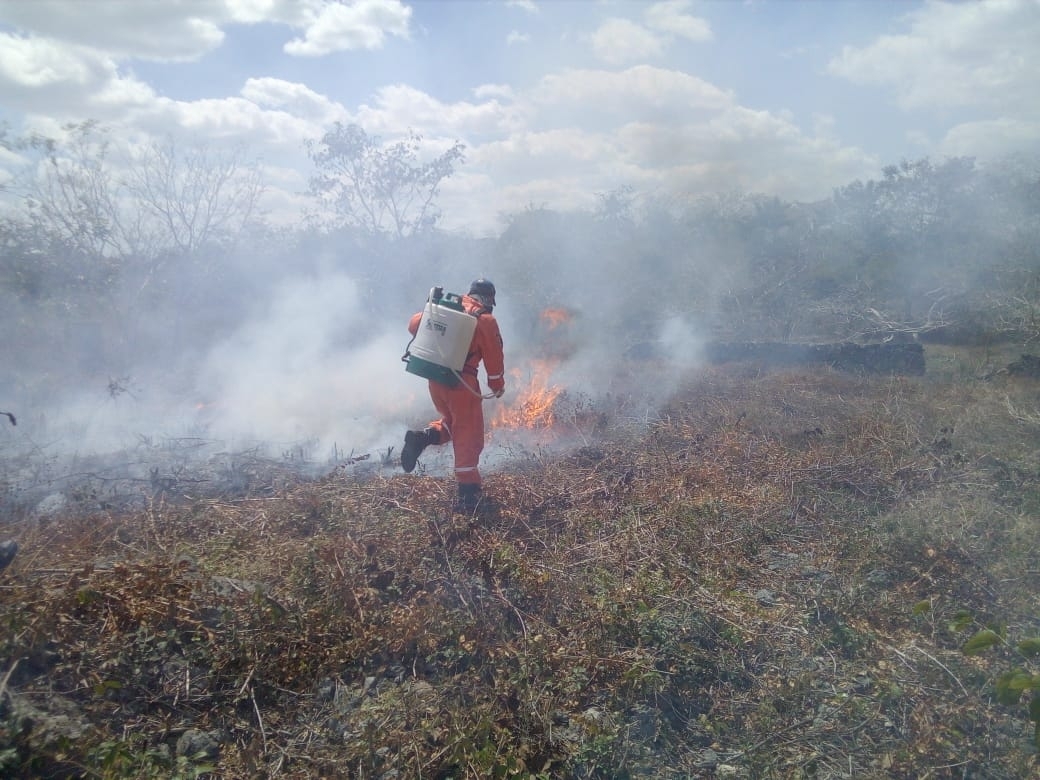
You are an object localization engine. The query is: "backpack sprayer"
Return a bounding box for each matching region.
[402,287,496,398]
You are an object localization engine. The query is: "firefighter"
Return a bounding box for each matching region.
[401,278,505,512]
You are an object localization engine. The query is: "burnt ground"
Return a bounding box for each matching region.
[2,348,1040,778]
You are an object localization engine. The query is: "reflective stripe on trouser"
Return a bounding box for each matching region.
[427,375,485,486]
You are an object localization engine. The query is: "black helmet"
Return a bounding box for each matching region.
[468,278,496,306]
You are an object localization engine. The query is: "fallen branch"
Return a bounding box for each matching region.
[0,658,20,701]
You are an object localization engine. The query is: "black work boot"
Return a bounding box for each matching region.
[401,428,436,473]
[455,483,482,514]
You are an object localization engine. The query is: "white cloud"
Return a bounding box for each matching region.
[0,2,406,141]
[0,33,111,90]
[473,83,515,101]
[506,30,529,46]
[0,0,415,63]
[437,170,503,235]
[146,95,326,151]
[304,57,876,231]
[430,64,875,228]
[0,142,24,193]
[591,18,666,66]
[0,33,163,121]
[812,113,837,139]
[472,128,618,180]
[0,58,340,178]
[91,72,165,115]
[505,0,539,14]
[938,118,1040,160]
[256,163,313,226]
[644,0,712,42]
[0,0,988,240]
[223,0,326,26]
[614,109,875,201]
[828,0,1040,117]
[904,129,932,151]
[498,174,599,213]
[282,0,412,56]
[0,1,226,62]
[240,77,347,125]
[532,65,733,124]
[356,83,527,139]
[590,1,711,66]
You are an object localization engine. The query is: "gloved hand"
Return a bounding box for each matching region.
[493,387,505,398]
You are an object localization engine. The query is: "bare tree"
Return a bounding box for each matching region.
[10,122,265,262]
[125,137,265,255]
[307,122,464,238]
[19,121,140,259]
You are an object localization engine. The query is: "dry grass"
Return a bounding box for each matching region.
[2,359,1040,778]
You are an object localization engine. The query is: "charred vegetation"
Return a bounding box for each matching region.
[3,355,1040,778]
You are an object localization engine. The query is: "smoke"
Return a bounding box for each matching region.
[196,272,423,457]
[657,314,706,373]
[0,263,447,493]
[7,150,1033,506]
[5,233,691,497]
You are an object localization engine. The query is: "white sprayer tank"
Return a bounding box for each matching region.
[403,287,477,387]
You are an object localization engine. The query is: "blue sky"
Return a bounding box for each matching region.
[0,0,1037,235]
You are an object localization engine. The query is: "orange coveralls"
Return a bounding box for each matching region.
[407,294,505,487]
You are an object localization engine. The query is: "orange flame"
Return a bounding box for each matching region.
[540,307,572,330]
[492,358,563,430]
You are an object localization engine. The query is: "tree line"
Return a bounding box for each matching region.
[2,119,1039,403]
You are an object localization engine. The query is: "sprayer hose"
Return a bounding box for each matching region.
[451,369,497,400]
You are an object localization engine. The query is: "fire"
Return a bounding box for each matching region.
[492,358,563,430]
[491,307,574,431]
[538,306,579,361]
[540,307,572,330]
